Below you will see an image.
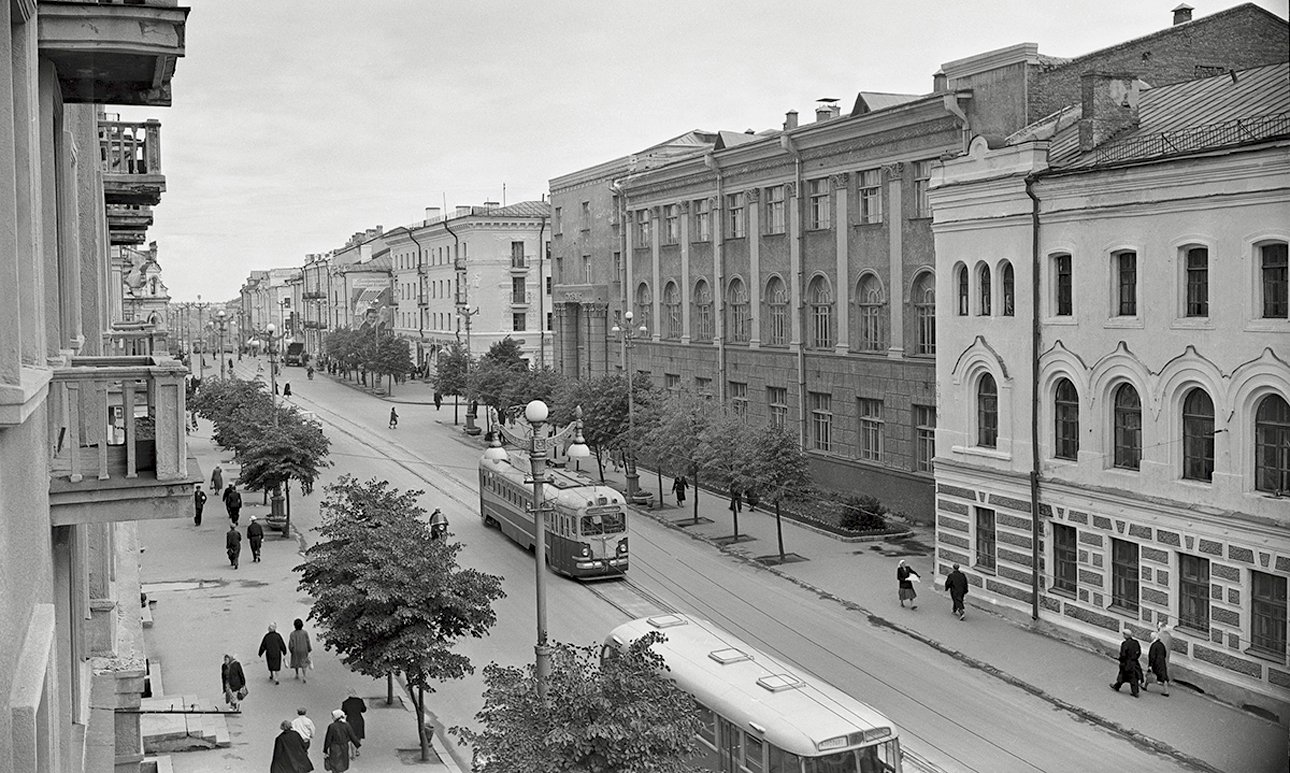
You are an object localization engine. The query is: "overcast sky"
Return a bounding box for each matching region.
[125,0,1288,302]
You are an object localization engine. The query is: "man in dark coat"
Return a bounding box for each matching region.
[944,563,969,620]
[223,483,243,525]
[1109,627,1143,697]
[271,719,314,773]
[1145,629,1171,696]
[226,525,242,569]
[193,485,207,527]
[247,516,265,562]
[322,709,360,772]
[340,690,367,758]
[259,623,288,684]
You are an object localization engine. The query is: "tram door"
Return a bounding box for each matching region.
[717,716,741,772]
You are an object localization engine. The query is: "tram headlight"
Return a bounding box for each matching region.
[616,537,628,554]
[578,543,591,558]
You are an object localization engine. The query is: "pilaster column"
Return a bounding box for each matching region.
[832,173,851,353]
[787,181,802,347]
[651,206,662,343]
[624,210,635,321]
[884,163,906,358]
[747,192,761,348]
[679,202,692,345]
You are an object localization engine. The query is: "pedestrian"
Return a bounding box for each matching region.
[340,689,367,759]
[228,358,234,375]
[271,719,314,773]
[433,391,442,410]
[944,563,969,620]
[1109,627,1143,697]
[191,411,200,432]
[291,707,316,749]
[745,487,760,512]
[1144,628,1171,696]
[211,465,223,492]
[283,382,292,398]
[225,524,242,569]
[323,709,360,772]
[247,516,264,562]
[672,475,688,506]
[221,653,247,710]
[609,447,623,473]
[728,486,743,514]
[896,559,920,609]
[429,508,449,541]
[289,618,312,683]
[259,623,288,684]
[223,483,242,525]
[193,484,207,527]
[388,407,398,429]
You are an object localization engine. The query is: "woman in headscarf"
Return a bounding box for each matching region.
[220,653,246,710]
[259,623,288,684]
[340,689,367,758]
[896,559,920,609]
[270,719,313,773]
[323,709,360,772]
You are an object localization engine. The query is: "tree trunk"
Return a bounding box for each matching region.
[285,481,292,538]
[454,396,459,425]
[387,672,394,705]
[655,468,663,510]
[692,469,700,525]
[417,683,429,761]
[733,502,740,540]
[595,449,605,482]
[775,499,786,561]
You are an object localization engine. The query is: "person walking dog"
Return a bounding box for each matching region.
[1109,627,1143,697]
[896,559,920,609]
[259,623,288,684]
[944,563,969,620]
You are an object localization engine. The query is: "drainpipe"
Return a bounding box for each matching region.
[611,179,629,373]
[780,134,809,449]
[407,227,425,367]
[537,213,547,369]
[704,153,727,403]
[1025,173,1043,622]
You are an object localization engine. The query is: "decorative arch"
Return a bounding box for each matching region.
[853,271,886,352]
[1227,348,1290,494]
[1156,345,1226,421]
[1090,342,1154,413]
[662,281,681,340]
[950,335,1009,386]
[693,277,714,342]
[1037,340,1090,399]
[764,274,789,346]
[726,276,749,343]
[807,273,834,349]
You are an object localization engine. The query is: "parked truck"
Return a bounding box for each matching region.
[284,342,307,366]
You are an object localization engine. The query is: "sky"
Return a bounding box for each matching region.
[124,0,1289,302]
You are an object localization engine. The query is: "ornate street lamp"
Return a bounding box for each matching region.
[264,322,288,533]
[481,400,590,698]
[216,310,228,378]
[610,311,649,501]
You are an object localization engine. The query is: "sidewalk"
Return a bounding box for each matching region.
[584,462,1286,773]
[140,405,464,772]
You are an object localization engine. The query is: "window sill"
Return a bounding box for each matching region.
[951,445,1012,462]
[1049,587,1077,600]
[1043,317,1079,326]
[853,221,884,228]
[908,215,933,222]
[1171,318,1214,330]
[763,231,787,238]
[1104,317,1144,329]
[1244,646,1288,665]
[1243,319,1290,332]
[974,564,997,575]
[1108,604,1140,617]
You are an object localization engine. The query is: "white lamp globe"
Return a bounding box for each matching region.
[567,441,591,459]
[624,310,633,321]
[525,400,549,423]
[266,323,276,334]
[217,310,226,319]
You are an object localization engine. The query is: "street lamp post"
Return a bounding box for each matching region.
[458,306,480,435]
[216,310,228,379]
[610,311,648,501]
[482,401,590,698]
[265,323,288,533]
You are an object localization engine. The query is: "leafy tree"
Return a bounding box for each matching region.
[641,391,711,522]
[479,336,526,370]
[699,414,757,539]
[234,415,332,533]
[296,476,506,761]
[467,358,519,418]
[553,373,656,482]
[368,334,413,394]
[452,631,701,773]
[432,342,471,423]
[190,377,275,454]
[739,423,812,561]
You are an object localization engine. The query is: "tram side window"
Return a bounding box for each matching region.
[768,745,802,773]
[695,704,716,747]
[742,733,765,773]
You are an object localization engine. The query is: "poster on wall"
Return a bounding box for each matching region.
[350,277,393,335]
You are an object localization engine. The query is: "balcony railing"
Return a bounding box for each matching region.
[100,120,165,206]
[511,256,529,269]
[48,356,188,487]
[510,290,533,305]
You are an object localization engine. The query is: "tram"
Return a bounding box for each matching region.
[477,450,628,579]
[605,614,903,773]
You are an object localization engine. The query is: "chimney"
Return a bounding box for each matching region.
[1172,3,1193,25]
[455,205,471,217]
[815,104,841,123]
[933,69,948,92]
[1079,73,1140,152]
[425,206,441,222]
[784,110,799,130]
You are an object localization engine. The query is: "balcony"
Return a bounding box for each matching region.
[553,283,610,305]
[301,290,324,300]
[101,120,164,206]
[510,290,533,306]
[510,256,529,271]
[106,204,152,245]
[38,1,189,107]
[47,356,198,526]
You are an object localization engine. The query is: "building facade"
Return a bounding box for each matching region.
[930,62,1290,716]
[0,3,193,772]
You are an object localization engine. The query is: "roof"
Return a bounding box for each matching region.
[1040,62,1290,169]
[852,91,924,116]
[482,200,549,218]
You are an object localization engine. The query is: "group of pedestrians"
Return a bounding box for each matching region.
[1110,626,1173,698]
[270,698,366,773]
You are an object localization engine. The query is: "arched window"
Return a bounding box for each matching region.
[855,274,885,352]
[766,277,788,345]
[663,282,681,340]
[957,265,969,316]
[1001,262,1015,316]
[727,278,749,344]
[1113,384,1142,470]
[977,374,998,448]
[979,264,992,316]
[693,279,713,341]
[634,282,652,334]
[1053,378,1079,460]
[1255,394,1290,493]
[1182,388,1215,481]
[912,272,936,355]
[808,276,834,349]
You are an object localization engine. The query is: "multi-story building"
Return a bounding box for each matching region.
[301,252,332,357]
[0,3,193,773]
[384,201,551,370]
[240,269,270,340]
[929,61,1289,716]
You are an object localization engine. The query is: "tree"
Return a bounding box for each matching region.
[479,336,526,370]
[296,476,506,761]
[452,631,701,773]
[190,377,276,455]
[553,373,656,482]
[740,423,812,561]
[699,414,757,540]
[369,335,413,394]
[234,414,332,533]
[641,392,711,522]
[432,342,471,423]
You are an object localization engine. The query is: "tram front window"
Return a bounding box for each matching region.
[581,511,625,535]
[804,743,898,773]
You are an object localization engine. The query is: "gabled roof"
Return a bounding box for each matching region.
[851,91,923,116]
[485,200,549,218]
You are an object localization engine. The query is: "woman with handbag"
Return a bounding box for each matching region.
[220,653,247,710]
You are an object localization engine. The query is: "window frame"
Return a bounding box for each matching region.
[808,276,834,349]
[694,279,714,341]
[1053,378,1080,461]
[693,199,712,242]
[765,185,786,234]
[729,381,749,420]
[977,373,999,449]
[807,178,831,230]
[726,192,746,239]
[664,204,680,244]
[727,278,750,344]
[857,397,883,462]
[1053,253,1073,317]
[956,264,969,316]
[978,263,992,316]
[1115,250,1138,317]
[1112,383,1142,470]
[634,282,652,335]
[1001,262,1015,317]
[912,159,933,218]
[809,391,833,452]
[766,277,789,346]
[767,386,789,429]
[662,281,681,340]
[913,404,935,473]
[1110,538,1139,613]
[1251,570,1288,657]
[1182,388,1215,482]
[1259,241,1288,319]
[1184,246,1209,318]
[1254,394,1290,493]
[1178,553,1210,634]
[913,272,936,355]
[974,507,996,571]
[1052,523,1077,595]
[855,274,885,352]
[511,312,526,332]
[858,168,883,224]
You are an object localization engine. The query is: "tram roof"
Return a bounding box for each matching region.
[606,614,897,756]
[481,451,626,510]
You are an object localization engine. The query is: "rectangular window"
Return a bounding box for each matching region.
[581,201,590,230]
[512,276,526,303]
[742,732,764,773]
[765,185,785,234]
[1110,538,1139,612]
[913,160,933,217]
[726,192,746,238]
[975,507,996,571]
[1178,553,1210,633]
[913,404,935,473]
[695,704,716,748]
[694,199,712,242]
[807,178,830,230]
[612,252,622,281]
[857,398,883,462]
[859,169,883,224]
[545,276,552,294]
[1053,523,1077,594]
[665,373,680,393]
[511,240,526,267]
[1185,247,1208,317]
[1054,254,1073,316]
[512,313,526,331]
[695,377,713,399]
[553,207,562,234]
[809,392,832,452]
[583,255,592,284]
[1262,242,1288,318]
[636,210,651,247]
[730,381,748,420]
[1116,251,1137,316]
[546,312,553,331]
[664,204,679,244]
[1252,570,1288,656]
[768,387,788,429]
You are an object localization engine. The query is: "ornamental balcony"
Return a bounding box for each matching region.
[37,1,189,107]
[106,204,153,245]
[100,119,165,206]
[47,355,198,526]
